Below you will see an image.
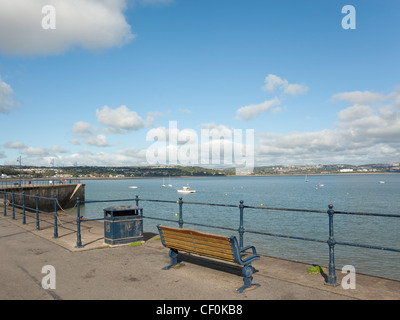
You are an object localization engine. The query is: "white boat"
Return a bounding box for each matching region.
[379,181,385,184]
[177,186,196,193]
[128,186,138,189]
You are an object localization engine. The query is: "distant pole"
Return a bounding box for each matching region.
[17,156,21,185]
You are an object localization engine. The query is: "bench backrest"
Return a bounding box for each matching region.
[157,225,235,262]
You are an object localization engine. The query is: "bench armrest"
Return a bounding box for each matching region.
[230,237,260,265]
[240,245,257,255]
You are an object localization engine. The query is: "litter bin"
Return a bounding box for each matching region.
[104,205,143,245]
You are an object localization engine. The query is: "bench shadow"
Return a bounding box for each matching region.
[178,252,258,277]
[143,231,158,241]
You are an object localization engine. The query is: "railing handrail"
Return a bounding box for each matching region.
[3,188,399,286]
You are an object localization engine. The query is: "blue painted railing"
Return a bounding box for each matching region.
[74,195,400,286]
[0,179,80,187]
[2,190,59,238]
[2,189,399,286]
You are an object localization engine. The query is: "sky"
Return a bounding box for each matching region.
[0,0,400,169]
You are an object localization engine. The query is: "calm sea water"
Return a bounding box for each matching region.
[71,174,400,281]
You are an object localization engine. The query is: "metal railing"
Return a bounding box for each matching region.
[3,189,399,286]
[74,195,400,286]
[0,179,81,187]
[2,190,59,238]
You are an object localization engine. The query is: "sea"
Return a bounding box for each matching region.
[70,174,400,281]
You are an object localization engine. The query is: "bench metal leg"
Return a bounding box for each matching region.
[237,264,260,293]
[162,249,181,270]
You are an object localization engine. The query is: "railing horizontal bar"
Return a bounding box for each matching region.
[182,201,238,208]
[80,217,104,222]
[245,205,326,213]
[82,198,144,204]
[36,210,55,216]
[335,241,400,252]
[246,229,327,243]
[333,211,400,218]
[183,221,238,232]
[142,216,178,223]
[138,199,178,204]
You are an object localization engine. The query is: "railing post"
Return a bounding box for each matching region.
[326,204,339,286]
[12,190,15,220]
[238,200,245,249]
[35,193,40,230]
[22,192,26,225]
[53,194,58,238]
[76,197,83,248]
[135,195,139,206]
[4,191,7,216]
[178,197,183,228]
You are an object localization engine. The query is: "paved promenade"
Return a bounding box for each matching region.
[1,206,399,301]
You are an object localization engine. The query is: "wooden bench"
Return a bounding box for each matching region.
[157,224,260,293]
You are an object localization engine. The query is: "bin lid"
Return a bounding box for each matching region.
[104,205,142,212]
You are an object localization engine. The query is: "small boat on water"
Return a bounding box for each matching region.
[379,181,386,184]
[317,183,324,187]
[177,186,196,193]
[128,186,138,189]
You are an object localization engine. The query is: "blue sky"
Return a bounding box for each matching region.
[1,0,400,168]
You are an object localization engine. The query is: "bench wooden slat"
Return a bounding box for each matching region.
[164,239,234,257]
[164,241,235,262]
[160,226,229,241]
[159,225,235,262]
[161,230,232,250]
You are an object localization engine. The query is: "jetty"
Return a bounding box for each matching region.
[0,182,85,211]
[1,204,399,301]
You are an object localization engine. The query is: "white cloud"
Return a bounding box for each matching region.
[284,83,309,96]
[84,134,111,147]
[21,146,49,156]
[337,104,374,121]
[263,74,308,96]
[72,121,92,137]
[69,139,81,145]
[0,0,134,56]
[96,105,147,133]
[0,76,15,113]
[50,145,69,153]
[257,88,400,165]
[331,90,388,105]
[235,98,281,121]
[4,141,26,149]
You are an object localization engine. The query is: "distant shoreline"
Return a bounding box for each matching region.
[2,171,396,183]
[76,171,396,181]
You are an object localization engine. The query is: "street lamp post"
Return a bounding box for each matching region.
[17,156,21,186]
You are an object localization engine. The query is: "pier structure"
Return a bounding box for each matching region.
[0,182,85,211]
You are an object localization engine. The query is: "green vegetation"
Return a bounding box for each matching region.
[307,265,325,274]
[1,162,398,180]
